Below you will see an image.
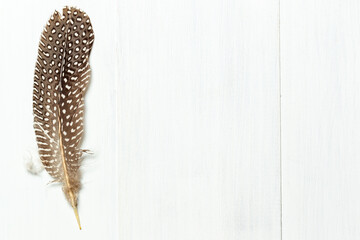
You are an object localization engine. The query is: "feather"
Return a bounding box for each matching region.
[32,6,94,229]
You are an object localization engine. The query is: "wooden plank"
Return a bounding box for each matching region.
[0,2,118,239]
[281,0,360,239]
[116,0,281,239]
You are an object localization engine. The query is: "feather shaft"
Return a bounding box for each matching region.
[58,109,81,229]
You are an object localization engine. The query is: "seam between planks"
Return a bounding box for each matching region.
[278,0,283,239]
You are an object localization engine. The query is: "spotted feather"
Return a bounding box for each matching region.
[32,6,94,229]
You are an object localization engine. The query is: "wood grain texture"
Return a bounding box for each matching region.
[0,0,281,239]
[116,0,281,239]
[281,0,360,239]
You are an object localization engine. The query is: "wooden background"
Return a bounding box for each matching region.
[0,0,359,239]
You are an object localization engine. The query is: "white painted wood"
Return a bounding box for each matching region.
[0,1,118,239]
[281,0,360,239]
[0,0,281,239]
[116,0,281,239]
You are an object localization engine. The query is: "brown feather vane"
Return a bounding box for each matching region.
[33,6,94,229]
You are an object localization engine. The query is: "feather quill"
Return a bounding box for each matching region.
[32,6,94,229]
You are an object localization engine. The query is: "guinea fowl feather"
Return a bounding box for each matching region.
[32,6,94,229]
